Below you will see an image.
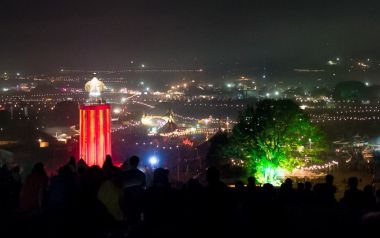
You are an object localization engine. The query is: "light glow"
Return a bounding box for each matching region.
[80,104,112,166]
[149,156,158,166]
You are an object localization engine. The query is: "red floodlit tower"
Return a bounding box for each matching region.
[79,76,111,166]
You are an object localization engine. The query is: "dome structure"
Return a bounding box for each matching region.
[85,77,106,98]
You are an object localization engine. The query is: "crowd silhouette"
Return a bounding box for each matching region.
[0,155,380,237]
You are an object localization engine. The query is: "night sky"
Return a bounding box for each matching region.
[1,0,380,71]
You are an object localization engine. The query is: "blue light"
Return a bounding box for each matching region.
[149,155,159,166]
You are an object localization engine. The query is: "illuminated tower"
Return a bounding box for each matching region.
[79,76,111,166]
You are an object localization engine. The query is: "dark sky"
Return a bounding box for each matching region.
[1,0,380,72]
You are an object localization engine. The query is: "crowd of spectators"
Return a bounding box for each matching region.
[0,155,380,238]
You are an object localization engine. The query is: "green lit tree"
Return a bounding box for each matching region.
[225,99,325,185]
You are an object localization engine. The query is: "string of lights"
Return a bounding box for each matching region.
[299,160,339,171]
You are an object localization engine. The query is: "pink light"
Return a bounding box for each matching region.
[79,104,111,166]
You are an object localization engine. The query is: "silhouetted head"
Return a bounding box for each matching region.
[103,155,113,168]
[129,155,140,168]
[348,177,358,189]
[285,178,293,188]
[32,162,46,176]
[262,183,275,196]
[77,159,88,169]
[235,180,245,190]
[206,167,220,184]
[325,174,334,185]
[106,154,112,162]
[247,176,256,188]
[153,168,170,186]
[69,156,76,165]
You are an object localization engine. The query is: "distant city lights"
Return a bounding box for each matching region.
[113,108,121,114]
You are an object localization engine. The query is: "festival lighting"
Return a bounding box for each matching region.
[85,77,105,98]
[113,108,121,114]
[79,77,111,166]
[79,104,112,166]
[224,100,325,186]
[149,155,159,167]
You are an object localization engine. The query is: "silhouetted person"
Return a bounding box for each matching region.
[233,180,246,204]
[303,181,314,204]
[341,177,363,208]
[77,158,88,176]
[119,156,146,225]
[102,154,121,179]
[20,163,48,211]
[80,165,106,200]
[47,165,79,209]
[143,168,179,238]
[152,168,170,186]
[315,174,337,205]
[66,156,77,172]
[204,167,231,237]
[362,184,375,209]
[44,165,80,238]
[279,178,296,203]
[206,167,227,191]
[234,180,245,191]
[9,166,22,209]
[180,178,205,238]
[120,156,146,190]
[103,155,113,169]
[247,176,256,190]
[0,164,11,212]
[296,182,305,203]
[11,166,21,183]
[246,176,258,204]
[76,165,113,237]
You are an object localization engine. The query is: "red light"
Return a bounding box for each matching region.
[79,104,111,166]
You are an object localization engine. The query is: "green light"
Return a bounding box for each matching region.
[220,99,325,186]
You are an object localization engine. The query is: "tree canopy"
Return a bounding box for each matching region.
[223,99,325,185]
